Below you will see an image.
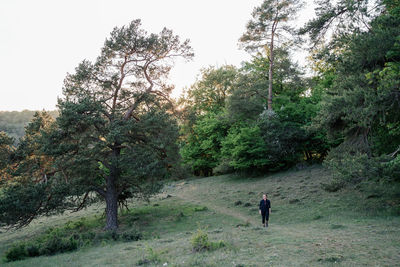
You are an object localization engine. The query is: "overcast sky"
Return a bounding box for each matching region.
[0,0,315,111]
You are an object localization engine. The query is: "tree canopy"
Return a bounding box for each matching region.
[0,20,193,230]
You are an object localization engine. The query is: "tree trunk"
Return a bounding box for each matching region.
[268,31,275,111]
[105,147,120,230]
[105,175,118,230]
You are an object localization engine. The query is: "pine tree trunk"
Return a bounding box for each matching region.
[105,147,120,231]
[268,31,275,111]
[105,175,118,230]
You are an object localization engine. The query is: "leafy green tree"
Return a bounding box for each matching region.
[181,65,238,116]
[180,113,229,176]
[179,66,237,176]
[240,0,302,110]
[0,20,193,230]
[221,125,270,171]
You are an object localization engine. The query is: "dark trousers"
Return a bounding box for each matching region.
[261,211,269,224]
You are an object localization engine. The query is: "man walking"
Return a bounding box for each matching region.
[259,194,271,228]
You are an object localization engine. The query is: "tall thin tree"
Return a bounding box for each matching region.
[240,0,302,110]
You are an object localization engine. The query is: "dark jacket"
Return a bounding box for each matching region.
[259,199,271,213]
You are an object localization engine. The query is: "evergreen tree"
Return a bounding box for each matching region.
[0,20,193,230]
[240,0,302,110]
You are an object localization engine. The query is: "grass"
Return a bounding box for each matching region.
[0,165,399,266]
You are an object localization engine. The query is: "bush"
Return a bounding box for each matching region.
[210,240,226,250]
[191,229,227,252]
[5,244,27,262]
[137,247,164,266]
[121,229,142,242]
[321,179,345,192]
[4,217,143,262]
[324,151,383,184]
[194,206,208,212]
[384,155,400,182]
[324,148,400,188]
[26,243,40,257]
[191,229,210,252]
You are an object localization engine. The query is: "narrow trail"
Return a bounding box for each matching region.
[172,183,263,226]
[170,182,299,238]
[176,193,255,224]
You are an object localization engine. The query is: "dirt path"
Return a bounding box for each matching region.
[173,184,260,226]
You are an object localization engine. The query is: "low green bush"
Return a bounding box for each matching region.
[191,228,227,252]
[122,229,142,242]
[5,243,27,262]
[191,229,210,251]
[194,206,208,212]
[4,217,142,262]
[321,179,345,192]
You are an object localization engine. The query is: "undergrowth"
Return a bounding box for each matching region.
[4,217,142,262]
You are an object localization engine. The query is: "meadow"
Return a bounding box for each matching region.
[1,165,399,266]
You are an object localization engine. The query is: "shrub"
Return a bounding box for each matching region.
[384,155,400,182]
[321,179,345,192]
[194,206,208,212]
[26,243,40,257]
[121,229,142,242]
[234,200,243,206]
[324,150,383,184]
[191,229,227,252]
[5,244,27,262]
[137,247,164,265]
[210,240,226,250]
[3,217,143,262]
[191,229,210,252]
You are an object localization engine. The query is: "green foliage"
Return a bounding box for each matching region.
[191,229,226,252]
[5,243,27,262]
[306,0,400,187]
[3,217,142,262]
[299,0,383,45]
[240,0,302,52]
[191,229,209,251]
[180,51,329,174]
[0,20,193,230]
[190,229,225,252]
[137,247,165,266]
[0,131,14,171]
[180,112,229,176]
[385,155,400,182]
[181,65,238,115]
[324,150,384,184]
[221,125,270,171]
[321,179,346,192]
[0,110,58,142]
[5,230,78,262]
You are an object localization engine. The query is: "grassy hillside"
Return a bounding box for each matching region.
[1,165,399,266]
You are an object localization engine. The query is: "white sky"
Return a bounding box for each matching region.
[0,0,315,111]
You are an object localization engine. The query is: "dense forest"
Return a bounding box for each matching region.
[179,0,400,185]
[0,0,399,233]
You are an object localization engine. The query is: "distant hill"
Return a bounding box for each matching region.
[0,110,58,141]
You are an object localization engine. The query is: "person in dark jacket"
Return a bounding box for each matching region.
[259,194,271,228]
